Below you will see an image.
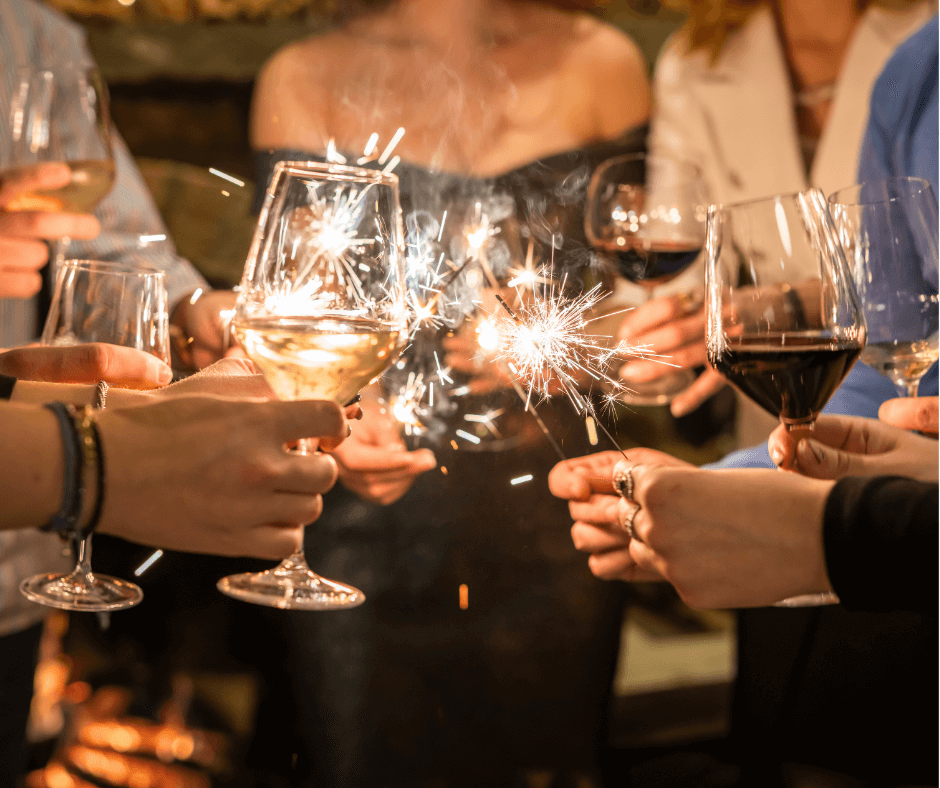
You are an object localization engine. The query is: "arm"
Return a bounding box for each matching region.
[0,397,348,560]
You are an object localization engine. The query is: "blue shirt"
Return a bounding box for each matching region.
[714,17,939,469]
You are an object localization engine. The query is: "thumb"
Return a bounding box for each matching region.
[795,437,866,479]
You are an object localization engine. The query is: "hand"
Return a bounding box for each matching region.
[548,448,690,582]
[768,413,939,483]
[878,396,938,436]
[0,163,100,298]
[0,344,172,388]
[330,397,437,505]
[624,464,834,608]
[96,397,347,559]
[170,289,239,370]
[616,290,726,417]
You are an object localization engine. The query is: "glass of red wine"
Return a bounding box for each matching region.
[705,189,866,606]
[585,153,708,405]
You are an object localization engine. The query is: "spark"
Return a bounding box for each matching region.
[455,429,481,444]
[510,474,533,485]
[134,550,163,576]
[464,407,505,438]
[209,168,245,187]
[387,371,429,436]
[378,127,406,165]
[325,138,347,164]
[363,132,379,157]
[139,234,166,244]
[433,351,453,384]
[437,210,447,241]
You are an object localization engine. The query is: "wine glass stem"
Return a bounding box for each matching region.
[904,380,920,398]
[70,532,94,585]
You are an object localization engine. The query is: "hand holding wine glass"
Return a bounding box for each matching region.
[218,161,408,611]
[705,189,867,606]
[828,177,939,399]
[2,64,114,271]
[585,153,708,405]
[20,259,170,612]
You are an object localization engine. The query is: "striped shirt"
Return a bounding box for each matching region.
[0,0,208,637]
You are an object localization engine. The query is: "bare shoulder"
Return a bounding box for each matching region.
[251,33,345,149]
[567,15,651,135]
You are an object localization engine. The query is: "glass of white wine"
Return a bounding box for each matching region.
[3,64,115,263]
[828,177,939,398]
[21,259,170,612]
[217,161,408,611]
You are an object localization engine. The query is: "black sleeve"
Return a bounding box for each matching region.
[823,476,938,615]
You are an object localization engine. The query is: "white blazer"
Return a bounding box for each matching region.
[649,2,935,206]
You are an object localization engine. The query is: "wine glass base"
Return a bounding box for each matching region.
[20,572,144,612]
[774,592,840,607]
[217,567,365,611]
[620,369,697,407]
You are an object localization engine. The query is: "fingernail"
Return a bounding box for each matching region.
[157,365,173,385]
[671,400,691,418]
[770,446,784,467]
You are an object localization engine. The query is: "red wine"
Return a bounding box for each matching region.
[709,334,862,424]
[594,239,702,287]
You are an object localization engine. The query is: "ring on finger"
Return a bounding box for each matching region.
[612,461,635,501]
[618,500,641,541]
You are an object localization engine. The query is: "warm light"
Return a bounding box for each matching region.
[459,584,469,609]
[476,318,500,351]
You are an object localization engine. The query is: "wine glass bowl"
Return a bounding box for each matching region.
[4,64,115,251]
[218,161,408,611]
[705,189,866,432]
[585,153,708,404]
[828,177,939,398]
[21,260,170,612]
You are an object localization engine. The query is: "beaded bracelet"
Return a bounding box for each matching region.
[69,407,101,538]
[41,402,85,536]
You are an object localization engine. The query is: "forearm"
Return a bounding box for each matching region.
[0,404,62,530]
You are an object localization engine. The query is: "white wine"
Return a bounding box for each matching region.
[861,336,939,388]
[234,315,405,404]
[4,159,116,212]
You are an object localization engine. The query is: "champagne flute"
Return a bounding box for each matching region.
[828,177,939,398]
[218,161,408,611]
[3,64,115,264]
[585,153,708,405]
[20,259,170,611]
[705,190,867,607]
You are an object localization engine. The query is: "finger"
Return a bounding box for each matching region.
[0,236,48,271]
[548,462,591,501]
[670,369,727,418]
[568,493,621,526]
[270,399,346,443]
[879,396,939,435]
[0,162,72,205]
[0,210,99,240]
[344,404,364,421]
[0,270,43,299]
[343,480,416,505]
[0,344,173,386]
[618,295,689,340]
[276,453,339,495]
[794,437,867,479]
[627,537,666,579]
[336,446,436,474]
[624,312,707,356]
[586,548,661,582]
[245,523,306,561]
[571,521,629,553]
[621,343,706,383]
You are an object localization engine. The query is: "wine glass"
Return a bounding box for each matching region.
[218,161,408,611]
[585,153,708,405]
[705,189,867,607]
[20,259,170,611]
[828,177,939,398]
[3,64,115,265]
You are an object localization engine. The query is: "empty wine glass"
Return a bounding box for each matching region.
[705,189,867,607]
[828,177,939,398]
[217,161,408,610]
[20,260,170,611]
[3,64,115,264]
[585,153,708,405]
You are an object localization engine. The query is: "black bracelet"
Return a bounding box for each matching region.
[41,402,85,536]
[0,374,16,400]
